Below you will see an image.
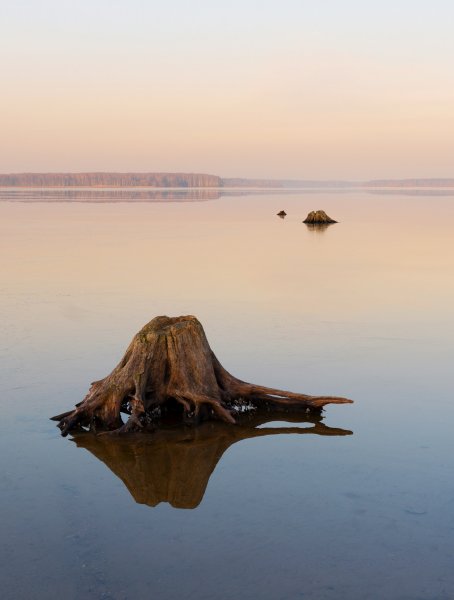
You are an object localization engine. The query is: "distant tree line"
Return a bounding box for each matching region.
[0,172,222,187]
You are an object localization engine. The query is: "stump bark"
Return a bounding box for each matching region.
[303,210,337,224]
[52,315,352,436]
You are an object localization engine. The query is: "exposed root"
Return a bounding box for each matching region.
[52,315,352,435]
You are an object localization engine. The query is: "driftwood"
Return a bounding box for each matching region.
[52,315,352,436]
[73,412,352,508]
[303,210,337,224]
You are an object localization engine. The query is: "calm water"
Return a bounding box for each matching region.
[1,189,454,599]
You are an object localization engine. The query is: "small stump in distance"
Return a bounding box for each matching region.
[277,210,287,218]
[303,210,337,224]
[51,315,352,436]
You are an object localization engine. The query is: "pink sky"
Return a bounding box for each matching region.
[2,1,454,179]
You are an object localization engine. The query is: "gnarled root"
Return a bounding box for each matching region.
[51,315,352,435]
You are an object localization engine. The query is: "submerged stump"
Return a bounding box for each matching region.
[52,315,352,436]
[303,210,337,224]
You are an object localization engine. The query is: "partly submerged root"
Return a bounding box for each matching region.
[52,315,352,435]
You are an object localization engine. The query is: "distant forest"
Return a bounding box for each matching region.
[0,172,221,187]
[0,173,453,188]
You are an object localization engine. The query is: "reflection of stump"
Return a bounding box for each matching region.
[52,315,351,436]
[73,412,352,509]
[303,210,337,224]
[305,223,334,233]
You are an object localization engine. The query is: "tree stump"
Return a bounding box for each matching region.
[277,210,287,217]
[52,315,352,436]
[303,210,337,224]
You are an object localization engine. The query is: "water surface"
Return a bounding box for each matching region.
[1,189,453,599]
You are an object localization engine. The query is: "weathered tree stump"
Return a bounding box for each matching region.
[277,210,287,217]
[52,315,352,436]
[303,210,337,224]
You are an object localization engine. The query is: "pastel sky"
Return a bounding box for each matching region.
[2,0,454,179]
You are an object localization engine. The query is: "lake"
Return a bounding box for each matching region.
[1,188,454,599]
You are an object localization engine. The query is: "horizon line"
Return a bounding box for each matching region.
[1,172,454,189]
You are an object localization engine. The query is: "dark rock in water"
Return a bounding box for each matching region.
[277,210,287,217]
[303,210,337,224]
